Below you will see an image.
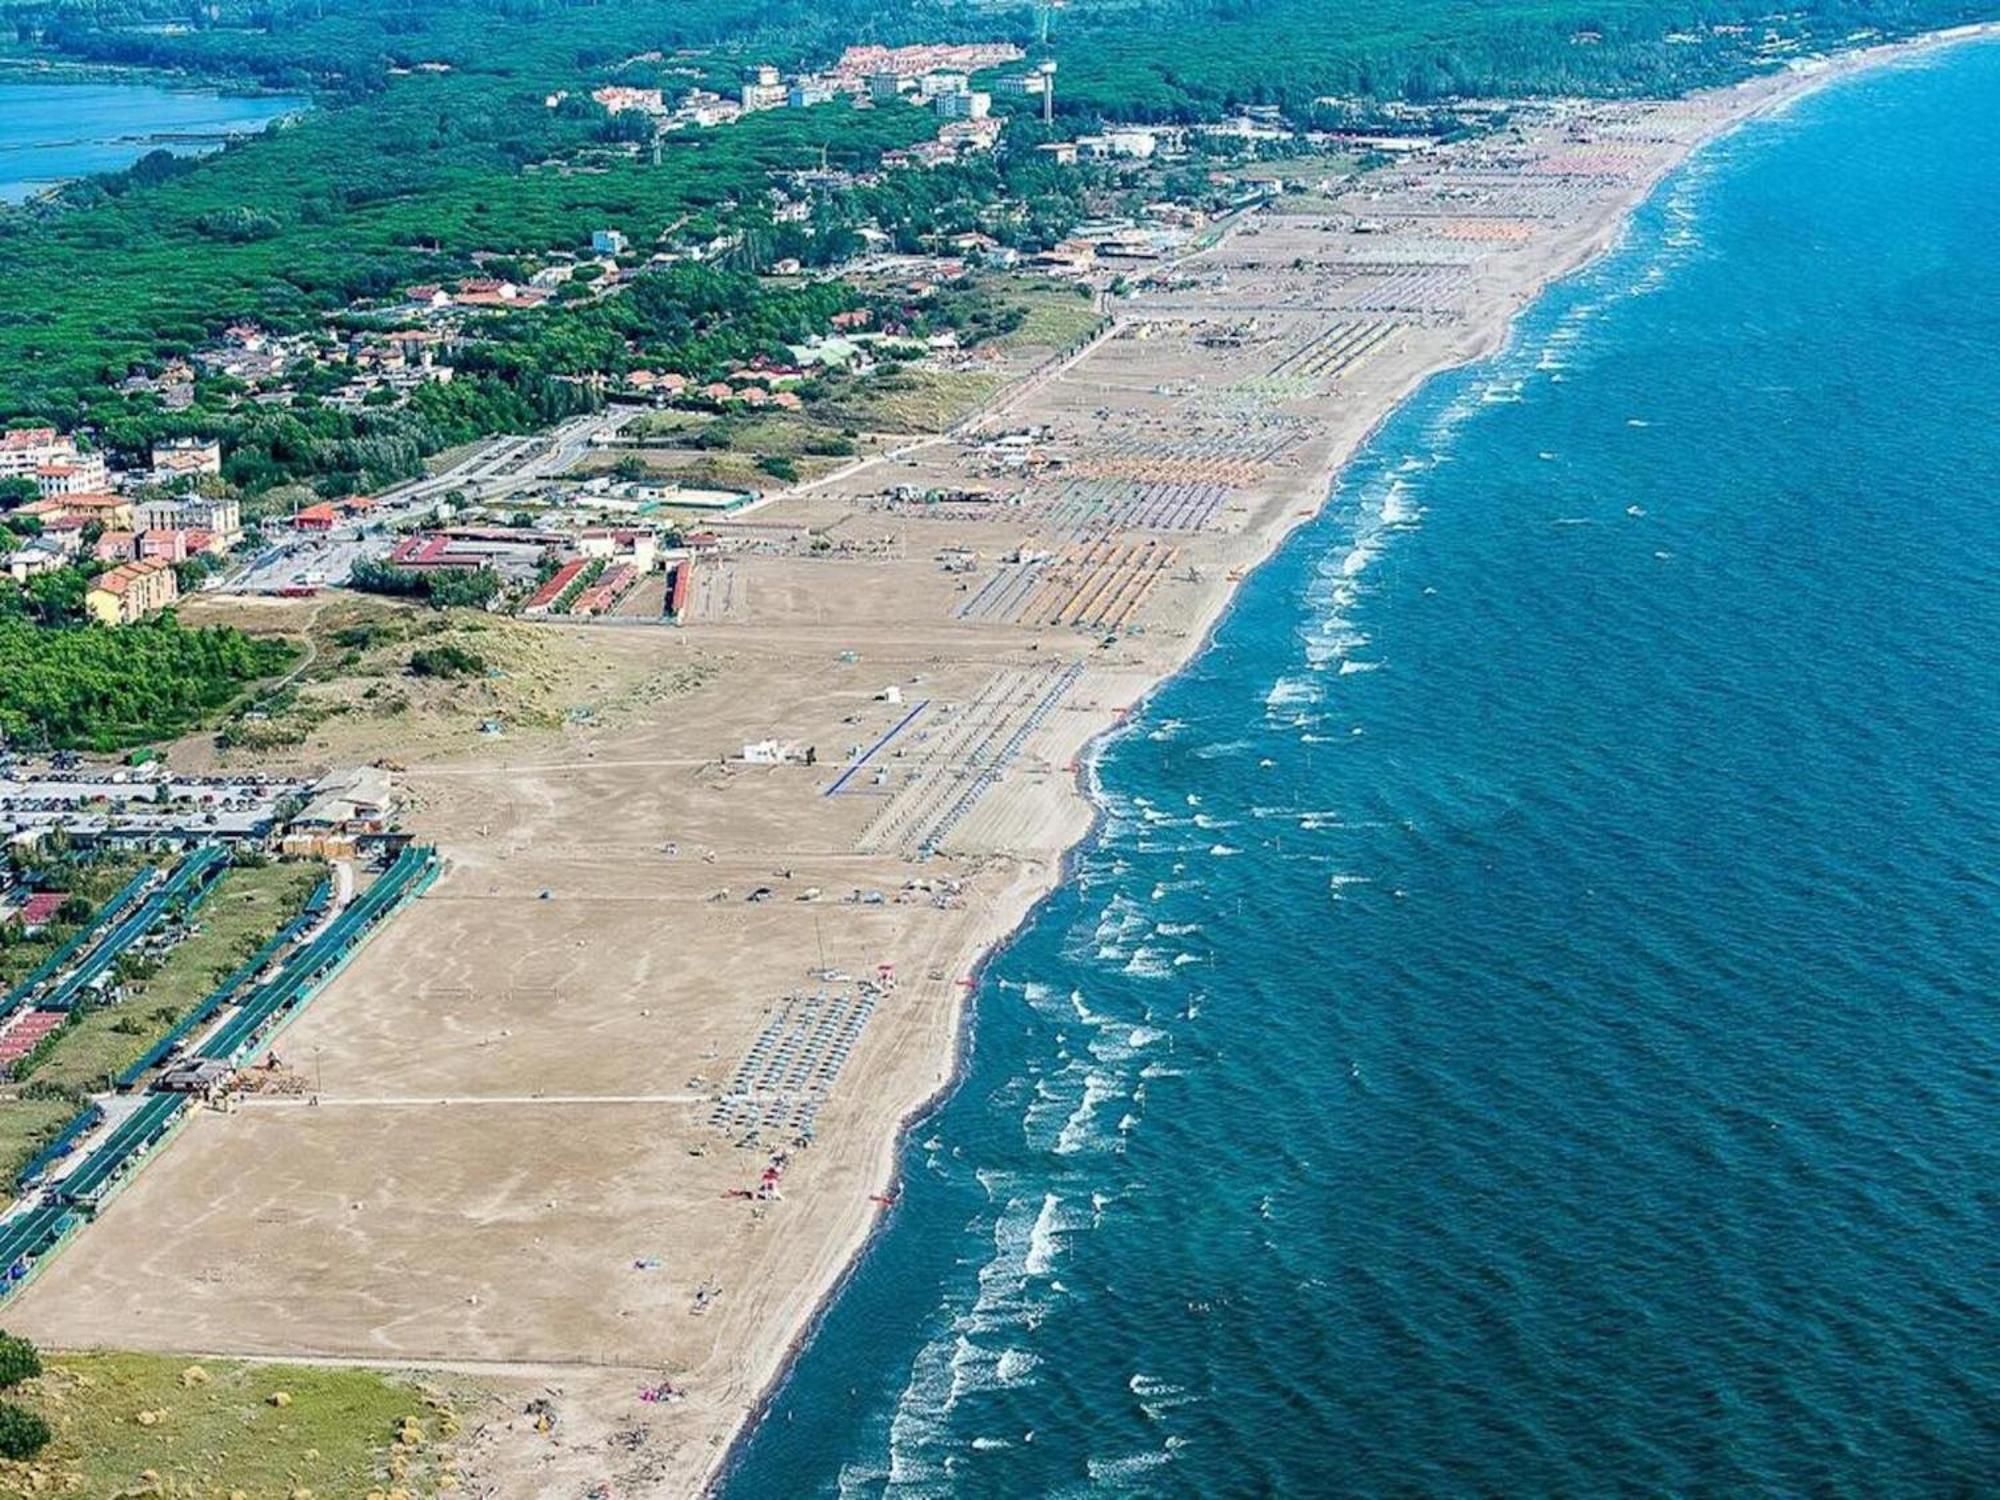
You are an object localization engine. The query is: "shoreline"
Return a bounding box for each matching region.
[0,73,308,207]
[700,20,2000,1495]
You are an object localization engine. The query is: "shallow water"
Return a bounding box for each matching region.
[727,39,2000,1498]
[0,82,302,201]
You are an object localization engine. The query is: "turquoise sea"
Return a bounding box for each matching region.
[0,82,302,202]
[727,39,2000,1498]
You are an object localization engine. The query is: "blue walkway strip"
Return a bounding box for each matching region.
[825,700,930,796]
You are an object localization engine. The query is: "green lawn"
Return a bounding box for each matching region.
[0,1097,84,1192]
[828,370,1003,435]
[987,280,1102,353]
[23,1350,483,1498]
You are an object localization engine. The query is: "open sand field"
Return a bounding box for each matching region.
[9,30,1993,1497]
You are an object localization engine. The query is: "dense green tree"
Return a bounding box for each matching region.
[0,617,295,750]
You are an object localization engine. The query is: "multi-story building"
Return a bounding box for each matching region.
[0,427,78,480]
[53,494,135,530]
[138,530,189,564]
[85,557,179,626]
[740,65,787,111]
[181,495,241,543]
[34,453,109,496]
[935,90,992,121]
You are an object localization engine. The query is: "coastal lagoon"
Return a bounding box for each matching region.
[727,38,2000,1498]
[0,81,302,202]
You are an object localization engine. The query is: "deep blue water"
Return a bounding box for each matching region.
[728,40,2000,1498]
[0,82,302,202]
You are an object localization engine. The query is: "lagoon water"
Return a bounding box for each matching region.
[0,82,301,202]
[727,40,2000,1498]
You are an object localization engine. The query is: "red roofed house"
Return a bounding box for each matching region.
[35,453,109,496]
[11,892,68,932]
[0,426,75,480]
[294,503,338,532]
[58,493,135,529]
[85,556,178,626]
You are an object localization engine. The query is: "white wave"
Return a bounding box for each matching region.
[1056,1067,1123,1155]
[882,1323,962,1489]
[1024,1192,1064,1274]
[1301,625,1369,667]
[1338,659,1382,675]
[1023,1059,1087,1152]
[975,1167,1015,1202]
[993,1346,1041,1387]
[1070,989,1112,1026]
[1130,1373,1200,1422]
[1087,1448,1175,1483]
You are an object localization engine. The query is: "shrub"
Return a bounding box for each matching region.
[0,1403,50,1460]
[0,1333,41,1390]
[407,644,486,679]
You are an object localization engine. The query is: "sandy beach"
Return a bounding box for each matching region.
[7,26,1995,1497]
